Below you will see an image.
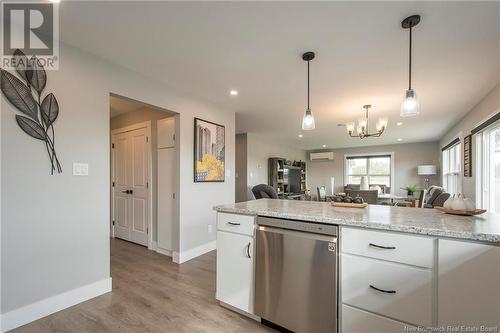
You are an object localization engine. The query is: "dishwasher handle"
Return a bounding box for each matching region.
[257,225,337,242]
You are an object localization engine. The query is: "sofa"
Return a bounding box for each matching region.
[344,184,391,195]
[422,185,450,208]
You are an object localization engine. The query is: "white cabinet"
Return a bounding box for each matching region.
[216,212,255,315]
[157,117,175,148]
[438,239,500,327]
[342,254,433,326]
[157,148,175,252]
[342,228,434,268]
[340,227,435,331]
[216,230,254,313]
[342,305,414,333]
[157,117,176,253]
[217,212,255,236]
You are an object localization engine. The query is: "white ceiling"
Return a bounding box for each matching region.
[60,1,500,149]
[109,95,144,118]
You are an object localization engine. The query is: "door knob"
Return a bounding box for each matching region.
[121,190,129,194]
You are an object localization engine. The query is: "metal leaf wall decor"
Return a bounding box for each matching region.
[1,49,62,174]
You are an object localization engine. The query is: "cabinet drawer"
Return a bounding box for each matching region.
[341,227,434,268]
[342,254,433,326]
[217,213,255,236]
[342,304,414,333]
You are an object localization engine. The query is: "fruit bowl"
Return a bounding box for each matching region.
[434,207,486,216]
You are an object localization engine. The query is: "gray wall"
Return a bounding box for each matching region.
[110,107,174,242]
[307,142,440,197]
[1,42,235,313]
[235,134,248,202]
[440,82,500,200]
[245,133,307,200]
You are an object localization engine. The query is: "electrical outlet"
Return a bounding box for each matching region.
[208,224,213,233]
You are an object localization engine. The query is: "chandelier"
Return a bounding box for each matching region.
[346,105,388,139]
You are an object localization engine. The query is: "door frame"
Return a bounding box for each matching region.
[111,120,153,249]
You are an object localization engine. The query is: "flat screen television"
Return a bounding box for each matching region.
[284,166,301,194]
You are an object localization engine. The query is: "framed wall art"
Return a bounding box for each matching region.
[194,118,225,182]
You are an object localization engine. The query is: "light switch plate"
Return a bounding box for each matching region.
[73,163,89,176]
[225,169,231,177]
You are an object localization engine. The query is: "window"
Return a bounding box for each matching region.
[345,154,392,189]
[442,140,461,195]
[476,122,500,213]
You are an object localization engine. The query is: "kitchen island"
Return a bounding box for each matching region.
[214,199,500,333]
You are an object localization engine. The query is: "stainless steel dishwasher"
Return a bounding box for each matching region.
[254,216,338,333]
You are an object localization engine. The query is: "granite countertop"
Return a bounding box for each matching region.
[214,199,500,244]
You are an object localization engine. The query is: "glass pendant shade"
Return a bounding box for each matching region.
[377,117,388,132]
[346,122,355,134]
[358,118,367,132]
[400,89,420,117]
[302,108,315,130]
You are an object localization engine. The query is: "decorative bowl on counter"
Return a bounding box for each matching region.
[331,201,368,208]
[434,207,486,216]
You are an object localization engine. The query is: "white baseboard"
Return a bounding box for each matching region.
[174,240,216,264]
[173,251,180,263]
[151,241,172,257]
[1,277,112,332]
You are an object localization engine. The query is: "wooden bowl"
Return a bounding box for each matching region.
[331,202,368,208]
[434,207,486,216]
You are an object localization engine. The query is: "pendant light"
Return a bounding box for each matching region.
[400,15,421,117]
[302,52,316,130]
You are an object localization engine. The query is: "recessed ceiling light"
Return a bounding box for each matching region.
[50,0,60,3]
[298,134,303,138]
[229,90,238,96]
[397,122,403,126]
[322,144,327,148]
[397,138,403,142]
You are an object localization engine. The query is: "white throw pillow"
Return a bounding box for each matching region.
[370,185,382,194]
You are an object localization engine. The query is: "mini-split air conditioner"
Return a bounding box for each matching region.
[309,152,334,161]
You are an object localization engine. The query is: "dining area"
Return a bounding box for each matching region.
[314,183,450,209]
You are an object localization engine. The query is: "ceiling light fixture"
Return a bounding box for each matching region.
[397,138,403,142]
[229,90,238,96]
[322,144,327,148]
[397,122,403,126]
[400,15,421,117]
[346,105,388,139]
[298,134,303,138]
[50,0,60,3]
[301,52,316,130]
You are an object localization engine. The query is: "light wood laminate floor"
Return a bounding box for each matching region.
[13,238,272,333]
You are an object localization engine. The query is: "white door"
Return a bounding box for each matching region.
[216,231,254,313]
[112,127,149,246]
[157,147,175,252]
[157,117,175,148]
[113,132,131,241]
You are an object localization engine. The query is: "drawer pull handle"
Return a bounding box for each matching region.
[246,242,251,258]
[227,222,241,226]
[369,285,396,294]
[369,243,396,250]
